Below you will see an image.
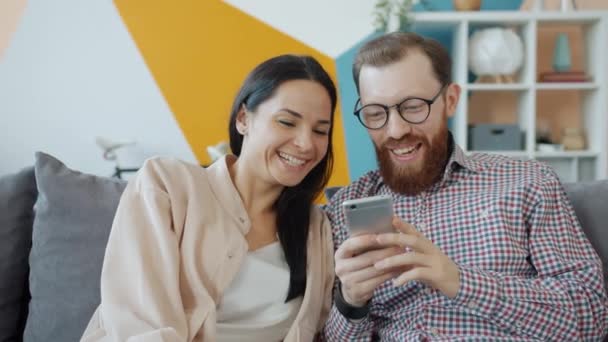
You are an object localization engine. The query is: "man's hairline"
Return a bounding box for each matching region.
[355,50,444,99]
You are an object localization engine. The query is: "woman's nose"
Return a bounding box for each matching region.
[294,130,313,151]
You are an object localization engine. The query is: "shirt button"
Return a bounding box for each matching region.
[430,328,439,335]
[418,223,427,231]
[467,300,477,310]
[238,217,245,223]
[481,209,489,219]
[227,252,234,259]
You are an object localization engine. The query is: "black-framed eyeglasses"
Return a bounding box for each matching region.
[353,84,447,130]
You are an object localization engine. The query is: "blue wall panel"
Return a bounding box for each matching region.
[335,32,382,180]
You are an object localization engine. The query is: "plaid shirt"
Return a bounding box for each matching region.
[321,142,608,341]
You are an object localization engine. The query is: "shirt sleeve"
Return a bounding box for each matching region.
[452,168,608,340]
[85,170,189,341]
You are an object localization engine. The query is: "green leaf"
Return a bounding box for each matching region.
[373,0,413,33]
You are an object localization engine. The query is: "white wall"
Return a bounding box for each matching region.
[225,0,377,58]
[0,0,196,177]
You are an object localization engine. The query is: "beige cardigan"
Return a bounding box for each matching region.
[81,156,334,342]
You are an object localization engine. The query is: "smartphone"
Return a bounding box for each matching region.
[343,195,394,236]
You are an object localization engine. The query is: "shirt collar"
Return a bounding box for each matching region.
[374,132,483,194]
[445,133,483,176]
[206,155,251,235]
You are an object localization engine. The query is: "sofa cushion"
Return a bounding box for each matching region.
[0,167,37,341]
[24,152,127,342]
[564,180,608,289]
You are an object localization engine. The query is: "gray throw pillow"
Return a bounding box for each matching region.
[24,152,127,342]
[0,166,37,341]
[564,180,608,290]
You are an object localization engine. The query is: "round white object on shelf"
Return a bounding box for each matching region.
[468,27,524,77]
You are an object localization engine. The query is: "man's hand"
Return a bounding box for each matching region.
[374,217,461,298]
[335,234,402,307]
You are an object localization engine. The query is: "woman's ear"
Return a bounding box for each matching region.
[235,105,249,135]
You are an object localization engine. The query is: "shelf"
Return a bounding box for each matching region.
[468,83,530,91]
[411,11,602,24]
[431,10,607,181]
[535,82,598,90]
[534,150,598,158]
[535,13,602,25]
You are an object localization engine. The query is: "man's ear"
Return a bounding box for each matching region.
[445,83,461,119]
[235,105,249,135]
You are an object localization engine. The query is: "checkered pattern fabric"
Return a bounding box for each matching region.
[321,143,608,341]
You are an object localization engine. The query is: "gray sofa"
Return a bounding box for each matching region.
[1,152,607,341]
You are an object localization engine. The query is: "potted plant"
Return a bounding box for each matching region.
[374,0,437,32]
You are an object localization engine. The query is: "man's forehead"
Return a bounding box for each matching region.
[358,54,439,101]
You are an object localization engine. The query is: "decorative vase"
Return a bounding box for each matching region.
[453,0,482,11]
[553,33,572,72]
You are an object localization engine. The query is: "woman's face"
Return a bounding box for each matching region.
[237,79,332,188]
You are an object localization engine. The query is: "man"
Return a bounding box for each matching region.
[321,32,607,341]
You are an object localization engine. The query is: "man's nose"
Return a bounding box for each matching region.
[385,107,413,140]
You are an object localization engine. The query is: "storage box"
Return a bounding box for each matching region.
[468,124,524,151]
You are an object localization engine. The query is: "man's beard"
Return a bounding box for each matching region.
[376,118,449,196]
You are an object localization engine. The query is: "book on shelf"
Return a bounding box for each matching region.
[538,71,591,83]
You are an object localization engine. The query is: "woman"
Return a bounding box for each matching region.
[81,55,336,341]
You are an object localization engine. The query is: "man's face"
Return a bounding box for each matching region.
[357,51,460,195]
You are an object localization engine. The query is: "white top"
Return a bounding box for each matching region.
[216,242,303,342]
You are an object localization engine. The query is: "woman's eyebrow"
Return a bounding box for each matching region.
[282,108,330,125]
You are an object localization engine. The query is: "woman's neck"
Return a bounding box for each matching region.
[228,156,283,217]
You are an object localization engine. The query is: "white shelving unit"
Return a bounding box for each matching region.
[411,11,608,182]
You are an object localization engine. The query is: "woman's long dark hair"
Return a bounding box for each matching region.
[228,55,337,301]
